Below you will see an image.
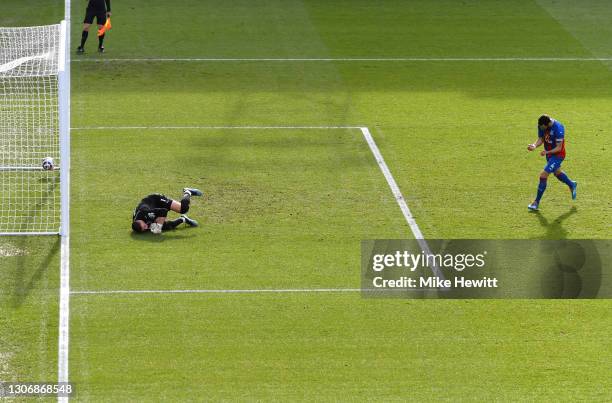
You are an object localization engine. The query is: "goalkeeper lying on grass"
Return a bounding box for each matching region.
[131,188,202,234]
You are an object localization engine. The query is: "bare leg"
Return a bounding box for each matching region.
[170,193,191,214]
[170,200,182,213]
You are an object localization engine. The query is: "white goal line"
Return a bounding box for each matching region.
[71,57,612,62]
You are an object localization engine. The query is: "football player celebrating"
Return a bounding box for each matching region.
[77,0,112,53]
[132,188,202,234]
[527,115,577,211]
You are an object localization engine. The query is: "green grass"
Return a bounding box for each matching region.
[71,128,406,291]
[71,295,611,401]
[73,60,611,238]
[1,0,612,400]
[0,237,59,386]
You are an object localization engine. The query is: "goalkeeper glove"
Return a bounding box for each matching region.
[150,222,163,234]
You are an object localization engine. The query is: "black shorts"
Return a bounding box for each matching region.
[140,194,173,210]
[84,7,107,25]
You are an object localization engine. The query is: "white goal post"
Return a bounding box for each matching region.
[0,21,70,236]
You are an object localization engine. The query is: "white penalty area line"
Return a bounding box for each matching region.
[71,125,363,130]
[71,288,362,295]
[359,127,423,240]
[70,125,443,292]
[72,57,612,62]
[359,128,443,280]
[71,124,426,240]
[70,288,443,295]
[71,124,432,258]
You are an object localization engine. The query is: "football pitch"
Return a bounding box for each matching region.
[1,0,611,400]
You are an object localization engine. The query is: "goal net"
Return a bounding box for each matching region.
[0,23,69,235]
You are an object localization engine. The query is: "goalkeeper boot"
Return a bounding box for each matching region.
[98,46,105,53]
[76,46,84,54]
[183,188,203,197]
[182,215,199,227]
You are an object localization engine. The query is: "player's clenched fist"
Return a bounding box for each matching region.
[527,144,536,151]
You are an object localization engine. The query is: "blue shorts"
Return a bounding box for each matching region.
[544,156,564,173]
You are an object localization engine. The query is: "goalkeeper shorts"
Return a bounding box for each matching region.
[141,194,173,210]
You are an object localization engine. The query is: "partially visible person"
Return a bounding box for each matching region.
[77,0,111,53]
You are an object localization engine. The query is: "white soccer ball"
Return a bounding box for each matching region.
[42,157,55,171]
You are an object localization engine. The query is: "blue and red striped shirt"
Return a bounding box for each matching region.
[538,119,566,159]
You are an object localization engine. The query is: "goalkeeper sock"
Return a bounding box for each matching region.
[98,33,105,48]
[80,30,88,47]
[179,193,191,214]
[162,217,186,231]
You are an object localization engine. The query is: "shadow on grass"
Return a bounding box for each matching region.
[12,237,60,308]
[530,206,578,240]
[9,173,59,307]
[129,230,196,243]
